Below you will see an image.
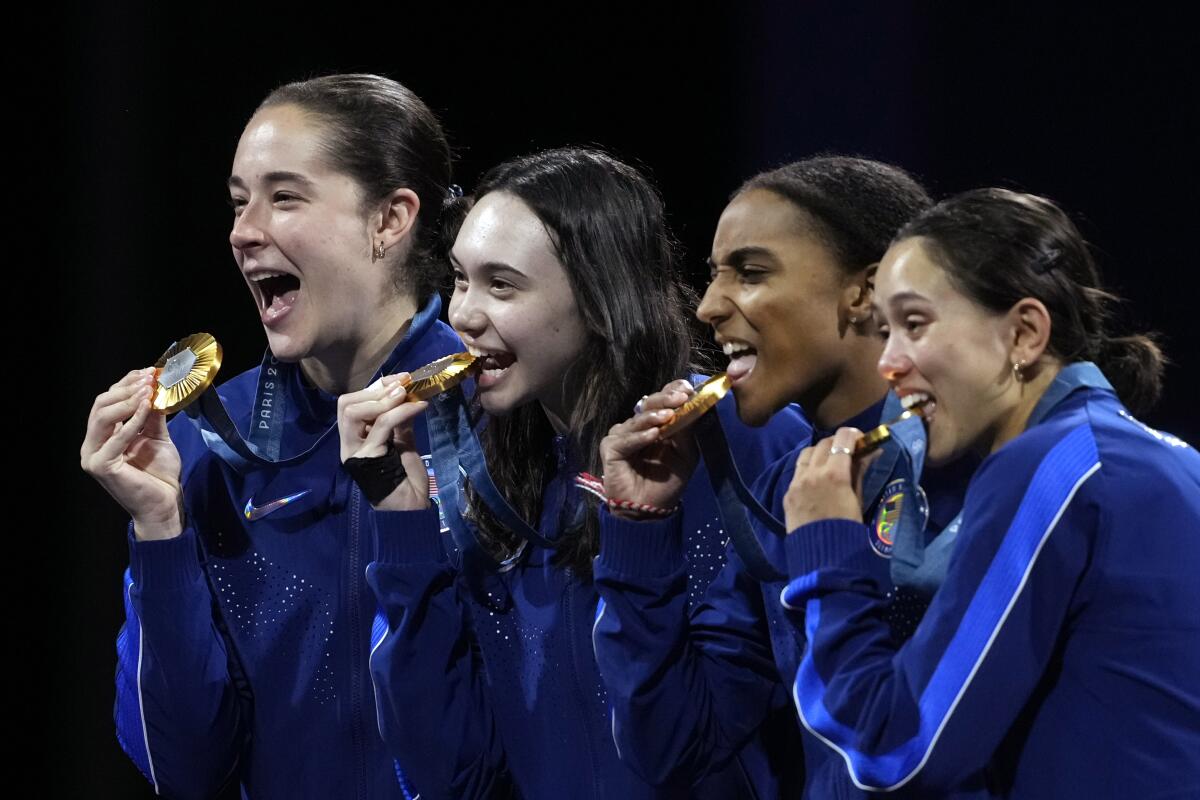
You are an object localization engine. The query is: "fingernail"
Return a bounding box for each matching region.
[389,386,405,399]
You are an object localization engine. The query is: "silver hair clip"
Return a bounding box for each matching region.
[1033,247,1061,275]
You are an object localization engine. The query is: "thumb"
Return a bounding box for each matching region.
[142,406,172,440]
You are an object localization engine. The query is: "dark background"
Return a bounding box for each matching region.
[49,5,1195,797]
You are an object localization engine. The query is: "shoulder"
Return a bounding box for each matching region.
[413,318,464,362]
[964,388,1200,525]
[752,439,813,514]
[983,390,1101,480]
[1079,390,1200,510]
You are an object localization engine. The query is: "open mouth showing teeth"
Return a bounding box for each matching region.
[467,346,516,384]
[900,392,937,424]
[251,273,301,312]
[722,341,757,383]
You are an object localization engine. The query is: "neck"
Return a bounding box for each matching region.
[988,360,1063,454]
[541,404,571,435]
[802,336,890,430]
[299,294,419,394]
[538,358,587,436]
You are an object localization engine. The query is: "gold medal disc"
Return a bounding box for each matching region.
[658,373,732,439]
[152,333,223,414]
[853,399,931,456]
[403,352,480,402]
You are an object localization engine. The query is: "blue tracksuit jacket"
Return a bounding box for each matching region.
[593,395,986,799]
[781,383,1200,798]
[365,393,810,799]
[114,296,463,799]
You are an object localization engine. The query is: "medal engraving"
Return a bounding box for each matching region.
[152,333,223,414]
[404,352,480,402]
[159,348,198,388]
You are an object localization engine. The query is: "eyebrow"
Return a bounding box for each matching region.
[226,171,317,191]
[886,290,932,308]
[707,246,778,271]
[448,252,528,279]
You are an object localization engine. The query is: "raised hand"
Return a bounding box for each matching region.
[81,367,184,541]
[337,374,431,511]
[599,379,699,519]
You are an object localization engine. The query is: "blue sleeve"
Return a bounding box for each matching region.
[366,507,512,800]
[781,422,1102,792]
[115,525,247,799]
[593,507,787,786]
[591,402,809,789]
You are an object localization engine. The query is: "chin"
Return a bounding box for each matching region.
[262,333,304,363]
[731,386,772,427]
[476,389,519,419]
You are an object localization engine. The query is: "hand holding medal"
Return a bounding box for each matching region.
[337,353,480,511]
[80,334,225,541]
[598,377,707,520]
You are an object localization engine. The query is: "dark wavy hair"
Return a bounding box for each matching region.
[899,188,1165,414]
[738,156,933,276]
[441,147,693,576]
[259,73,453,301]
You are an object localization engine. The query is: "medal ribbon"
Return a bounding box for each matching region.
[889,361,1113,594]
[184,295,444,473]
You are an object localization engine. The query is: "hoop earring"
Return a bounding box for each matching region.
[1012,359,1026,383]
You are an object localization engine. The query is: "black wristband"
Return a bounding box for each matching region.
[344,450,406,506]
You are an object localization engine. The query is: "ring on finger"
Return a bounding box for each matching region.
[829,445,853,456]
[634,395,648,415]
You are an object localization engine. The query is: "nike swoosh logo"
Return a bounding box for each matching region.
[244,490,311,521]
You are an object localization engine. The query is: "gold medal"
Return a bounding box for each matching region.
[403,352,480,402]
[152,333,223,414]
[854,398,931,455]
[658,374,731,439]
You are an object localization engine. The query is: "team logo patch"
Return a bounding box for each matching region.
[870,479,907,557]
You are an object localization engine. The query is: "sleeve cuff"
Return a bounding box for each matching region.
[597,506,685,577]
[374,506,447,564]
[128,523,206,593]
[784,518,877,578]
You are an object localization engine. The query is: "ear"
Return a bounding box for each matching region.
[840,262,878,328]
[373,188,421,253]
[1007,297,1053,367]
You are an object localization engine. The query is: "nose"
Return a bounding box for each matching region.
[230,200,267,252]
[877,333,912,383]
[448,287,487,340]
[696,276,729,327]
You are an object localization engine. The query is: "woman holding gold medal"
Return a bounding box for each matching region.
[593,157,989,798]
[80,75,462,799]
[338,147,808,798]
[780,190,1200,797]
